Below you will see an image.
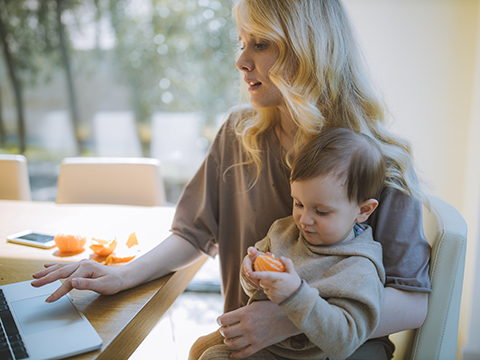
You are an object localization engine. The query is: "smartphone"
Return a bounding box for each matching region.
[7,230,56,249]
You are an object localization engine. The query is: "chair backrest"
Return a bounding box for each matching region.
[0,154,32,201]
[56,157,165,206]
[391,195,467,360]
[93,112,143,157]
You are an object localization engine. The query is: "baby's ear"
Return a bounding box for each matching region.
[356,199,379,223]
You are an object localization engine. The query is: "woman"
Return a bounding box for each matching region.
[32,0,431,359]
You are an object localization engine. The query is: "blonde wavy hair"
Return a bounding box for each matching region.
[231,0,428,205]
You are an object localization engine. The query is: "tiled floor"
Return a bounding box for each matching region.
[129,258,224,360]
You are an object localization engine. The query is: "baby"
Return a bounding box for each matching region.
[200,127,386,359]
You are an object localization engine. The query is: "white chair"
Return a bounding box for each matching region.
[150,112,205,182]
[56,157,165,206]
[391,195,467,360]
[0,154,32,201]
[93,112,143,157]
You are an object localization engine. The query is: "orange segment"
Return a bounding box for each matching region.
[90,238,117,257]
[54,234,86,254]
[254,253,285,272]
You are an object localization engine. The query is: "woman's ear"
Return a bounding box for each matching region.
[356,199,379,223]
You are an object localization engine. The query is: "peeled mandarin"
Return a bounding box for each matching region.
[54,234,86,253]
[254,253,285,272]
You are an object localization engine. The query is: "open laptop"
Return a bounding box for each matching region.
[0,280,102,360]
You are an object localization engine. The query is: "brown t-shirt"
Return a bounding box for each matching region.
[172,111,431,313]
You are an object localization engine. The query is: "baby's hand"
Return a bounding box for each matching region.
[241,247,263,290]
[250,257,302,304]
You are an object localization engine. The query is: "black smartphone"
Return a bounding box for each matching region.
[6,230,56,249]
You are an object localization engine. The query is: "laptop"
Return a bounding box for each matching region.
[0,280,102,360]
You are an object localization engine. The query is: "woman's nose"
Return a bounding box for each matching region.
[236,51,253,72]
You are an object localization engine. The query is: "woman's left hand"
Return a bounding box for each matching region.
[217,300,301,359]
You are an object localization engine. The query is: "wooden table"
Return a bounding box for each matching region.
[0,200,207,359]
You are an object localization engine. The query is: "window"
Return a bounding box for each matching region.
[0,0,239,203]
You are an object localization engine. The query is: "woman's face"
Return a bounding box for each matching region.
[236,27,284,109]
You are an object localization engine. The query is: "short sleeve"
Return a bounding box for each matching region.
[365,187,431,292]
[170,122,228,258]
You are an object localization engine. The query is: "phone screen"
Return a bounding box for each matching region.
[7,231,56,248]
[15,233,55,243]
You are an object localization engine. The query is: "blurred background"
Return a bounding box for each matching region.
[0,0,238,204]
[1,0,479,359]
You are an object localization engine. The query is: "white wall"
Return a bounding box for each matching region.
[459,4,480,359]
[343,0,480,357]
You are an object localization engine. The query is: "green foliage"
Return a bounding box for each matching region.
[103,0,239,125]
[0,0,240,145]
[0,0,63,86]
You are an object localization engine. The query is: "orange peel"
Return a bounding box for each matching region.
[126,232,138,248]
[90,238,117,257]
[101,232,140,266]
[104,254,136,265]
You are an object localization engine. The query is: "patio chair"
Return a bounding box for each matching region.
[0,154,32,201]
[56,157,165,206]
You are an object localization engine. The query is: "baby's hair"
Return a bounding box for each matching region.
[291,127,386,204]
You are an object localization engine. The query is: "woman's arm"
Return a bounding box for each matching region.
[371,287,428,338]
[32,234,203,302]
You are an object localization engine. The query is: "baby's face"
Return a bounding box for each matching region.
[291,174,361,246]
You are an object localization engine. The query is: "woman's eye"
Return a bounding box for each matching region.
[255,43,268,50]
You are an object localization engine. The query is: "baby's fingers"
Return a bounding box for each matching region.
[251,270,281,282]
[280,257,296,273]
[247,247,258,257]
[243,257,255,277]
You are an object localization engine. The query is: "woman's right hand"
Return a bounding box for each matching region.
[31,259,125,302]
[31,234,204,303]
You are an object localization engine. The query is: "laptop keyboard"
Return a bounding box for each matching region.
[0,289,29,360]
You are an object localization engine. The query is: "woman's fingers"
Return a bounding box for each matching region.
[45,279,75,303]
[32,260,123,302]
[218,302,300,358]
[223,333,250,349]
[31,262,80,287]
[43,262,60,268]
[217,309,241,328]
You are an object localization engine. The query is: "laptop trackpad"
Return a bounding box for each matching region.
[11,295,83,335]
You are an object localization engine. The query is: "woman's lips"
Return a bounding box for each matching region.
[246,79,261,90]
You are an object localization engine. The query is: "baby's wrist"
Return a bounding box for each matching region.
[279,279,304,306]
